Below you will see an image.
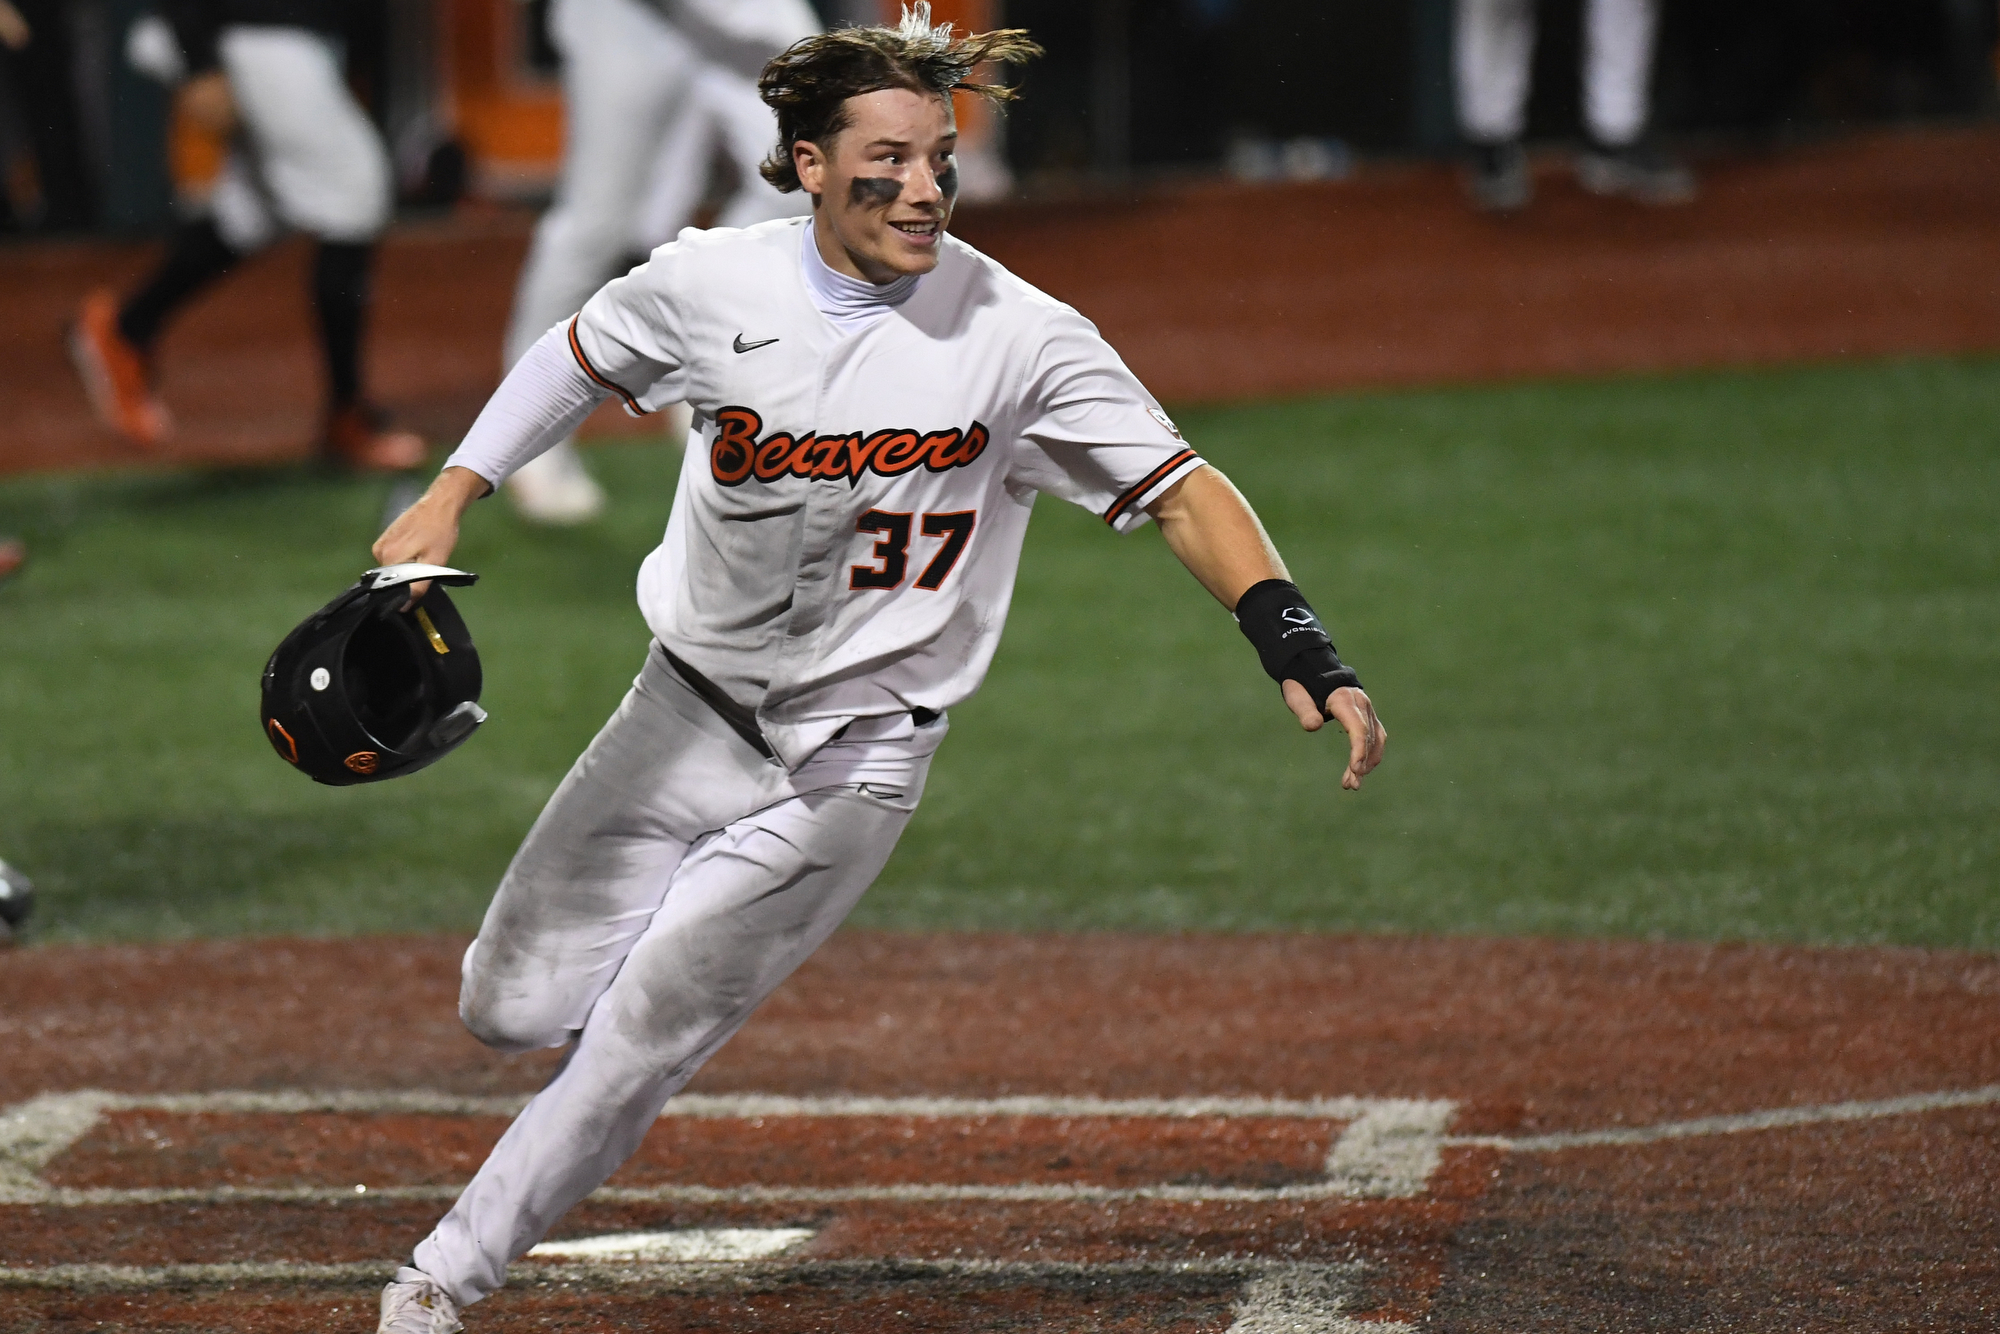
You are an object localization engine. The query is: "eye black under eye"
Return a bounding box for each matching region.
[849,176,902,206]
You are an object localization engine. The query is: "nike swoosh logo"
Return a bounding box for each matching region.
[733,334,780,354]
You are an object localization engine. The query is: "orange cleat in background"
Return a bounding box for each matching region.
[69,289,172,449]
[323,403,427,473]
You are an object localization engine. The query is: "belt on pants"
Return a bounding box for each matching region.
[656,645,938,763]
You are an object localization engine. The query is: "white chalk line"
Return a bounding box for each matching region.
[0,1089,1454,1207]
[14,1090,1397,1120]
[3,1179,1437,1209]
[1443,1082,2000,1153]
[527,1226,813,1262]
[1231,1263,1410,1334]
[0,1253,1402,1332]
[0,1254,1359,1290]
[8,1083,1991,1211]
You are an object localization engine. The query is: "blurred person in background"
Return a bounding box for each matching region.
[1456,0,1694,211]
[0,855,31,945]
[499,0,818,526]
[629,56,819,273]
[0,0,96,231]
[0,535,29,945]
[67,1,424,471]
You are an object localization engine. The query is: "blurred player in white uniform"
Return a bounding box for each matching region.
[1455,0,1694,211]
[368,10,1385,1329]
[632,60,808,253]
[68,0,424,470]
[503,0,818,524]
[0,538,30,943]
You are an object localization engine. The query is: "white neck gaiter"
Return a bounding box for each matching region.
[800,219,923,335]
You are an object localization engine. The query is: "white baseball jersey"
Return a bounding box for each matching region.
[580,217,1201,766]
[207,27,393,250]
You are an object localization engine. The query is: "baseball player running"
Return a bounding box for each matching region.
[68,0,422,470]
[502,0,818,524]
[368,9,1385,1330]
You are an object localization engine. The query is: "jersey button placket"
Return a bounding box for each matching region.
[763,341,856,716]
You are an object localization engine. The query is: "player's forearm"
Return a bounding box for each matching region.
[426,466,493,512]
[443,325,612,490]
[1146,465,1289,610]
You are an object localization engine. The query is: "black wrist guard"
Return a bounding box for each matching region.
[1233,578,1361,713]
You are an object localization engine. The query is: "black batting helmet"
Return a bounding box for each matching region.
[261,564,487,785]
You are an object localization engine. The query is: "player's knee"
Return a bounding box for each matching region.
[458,943,571,1053]
[459,990,567,1054]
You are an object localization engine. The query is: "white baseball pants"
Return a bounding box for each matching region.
[411,645,943,1306]
[1454,0,1660,147]
[208,26,393,251]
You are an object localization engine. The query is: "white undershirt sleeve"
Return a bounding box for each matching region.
[441,325,611,490]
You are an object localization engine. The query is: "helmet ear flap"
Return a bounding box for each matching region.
[261,569,486,785]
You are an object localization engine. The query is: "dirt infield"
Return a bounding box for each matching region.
[3,932,1997,1330]
[7,124,2000,476]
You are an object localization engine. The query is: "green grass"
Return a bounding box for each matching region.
[2,357,1996,946]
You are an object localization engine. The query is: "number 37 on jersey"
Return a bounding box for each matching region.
[851,510,975,591]
[705,404,988,594]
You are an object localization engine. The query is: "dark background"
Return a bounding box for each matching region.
[1002,0,2000,180]
[1,0,1995,234]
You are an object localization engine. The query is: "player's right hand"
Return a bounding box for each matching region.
[372,467,489,602]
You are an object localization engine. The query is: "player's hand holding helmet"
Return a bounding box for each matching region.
[261,565,487,785]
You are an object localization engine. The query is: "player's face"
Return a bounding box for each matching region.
[798,88,959,284]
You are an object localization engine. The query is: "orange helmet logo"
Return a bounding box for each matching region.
[267,719,299,764]
[343,750,380,775]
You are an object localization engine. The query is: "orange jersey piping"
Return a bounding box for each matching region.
[1103,448,1199,526]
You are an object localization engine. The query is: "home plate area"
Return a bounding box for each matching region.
[0,1089,1494,1331]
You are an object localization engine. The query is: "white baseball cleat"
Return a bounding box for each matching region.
[506,439,606,525]
[377,1267,463,1333]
